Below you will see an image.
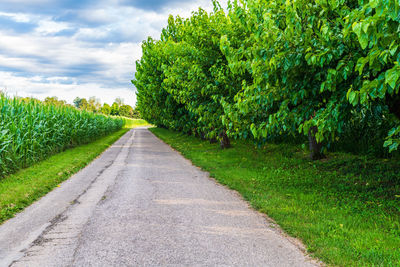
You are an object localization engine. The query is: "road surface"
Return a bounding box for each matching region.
[0,128,319,267]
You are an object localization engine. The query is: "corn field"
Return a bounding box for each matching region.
[0,95,124,178]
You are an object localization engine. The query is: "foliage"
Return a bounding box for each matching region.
[73,97,89,110]
[221,0,399,153]
[114,97,124,106]
[88,96,101,112]
[134,0,400,155]
[73,96,139,119]
[73,97,101,113]
[134,36,196,132]
[101,103,111,115]
[119,104,134,117]
[44,96,67,107]
[131,108,141,119]
[110,102,120,116]
[344,0,400,152]
[161,9,242,140]
[134,5,242,144]
[0,94,124,178]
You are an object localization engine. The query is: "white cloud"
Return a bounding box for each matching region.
[0,54,40,71]
[36,19,71,34]
[0,0,228,107]
[0,71,136,106]
[0,11,32,23]
[75,27,111,40]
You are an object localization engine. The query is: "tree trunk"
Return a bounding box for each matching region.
[209,137,217,144]
[388,95,400,120]
[200,132,207,140]
[308,126,325,160]
[219,130,231,149]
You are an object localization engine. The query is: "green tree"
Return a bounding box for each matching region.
[133,36,195,132]
[73,97,89,110]
[162,9,241,147]
[133,0,400,157]
[134,6,241,148]
[220,0,398,157]
[110,102,120,116]
[44,96,66,107]
[101,103,111,115]
[73,97,82,109]
[115,97,124,107]
[344,0,400,152]
[88,97,101,113]
[119,105,134,117]
[132,108,141,119]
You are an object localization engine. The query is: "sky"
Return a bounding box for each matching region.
[0,0,224,106]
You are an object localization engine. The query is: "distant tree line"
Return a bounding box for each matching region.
[42,96,140,118]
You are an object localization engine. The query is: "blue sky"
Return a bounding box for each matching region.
[0,0,223,106]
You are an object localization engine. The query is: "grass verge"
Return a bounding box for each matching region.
[122,118,150,128]
[0,118,150,225]
[150,127,400,266]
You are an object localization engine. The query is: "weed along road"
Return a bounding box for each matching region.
[0,128,319,267]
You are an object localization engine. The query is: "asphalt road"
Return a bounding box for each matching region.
[0,128,319,267]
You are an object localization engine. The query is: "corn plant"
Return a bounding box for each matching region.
[0,95,123,178]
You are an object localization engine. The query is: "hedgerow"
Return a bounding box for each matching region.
[133,0,400,158]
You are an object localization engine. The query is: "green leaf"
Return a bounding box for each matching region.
[383,140,393,147]
[362,21,370,33]
[250,123,257,138]
[389,44,398,56]
[347,91,359,106]
[385,67,400,89]
[359,32,369,49]
[389,143,399,153]
[352,22,362,38]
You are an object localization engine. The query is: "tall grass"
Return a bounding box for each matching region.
[0,95,123,178]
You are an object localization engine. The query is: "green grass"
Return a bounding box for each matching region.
[150,127,400,266]
[122,118,150,128]
[0,128,131,225]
